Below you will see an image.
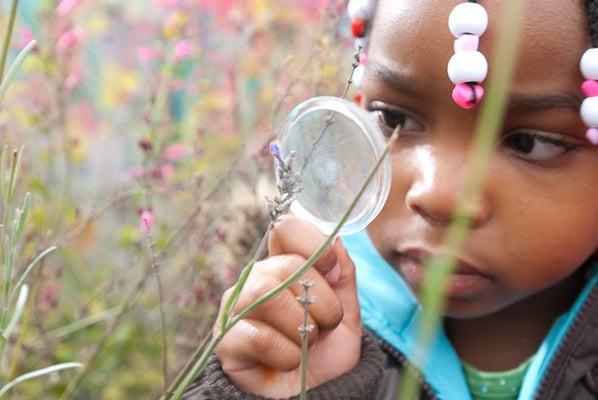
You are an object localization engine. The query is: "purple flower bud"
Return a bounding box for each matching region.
[270,142,281,158]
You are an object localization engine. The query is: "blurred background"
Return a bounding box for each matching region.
[0,0,353,397]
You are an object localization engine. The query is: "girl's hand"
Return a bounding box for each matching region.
[215,216,362,398]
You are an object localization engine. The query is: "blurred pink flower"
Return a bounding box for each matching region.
[164,144,186,160]
[220,265,238,286]
[155,0,179,7]
[176,292,193,308]
[137,46,161,63]
[64,68,83,91]
[174,40,192,61]
[193,281,203,303]
[128,167,146,179]
[140,209,155,233]
[38,282,60,311]
[160,164,175,180]
[17,26,34,49]
[196,0,235,17]
[56,29,81,54]
[57,0,81,16]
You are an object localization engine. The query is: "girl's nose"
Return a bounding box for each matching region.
[404,147,491,229]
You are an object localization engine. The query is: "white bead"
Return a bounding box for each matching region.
[352,64,365,88]
[448,2,488,38]
[348,0,376,20]
[580,48,598,80]
[580,97,598,127]
[447,51,488,84]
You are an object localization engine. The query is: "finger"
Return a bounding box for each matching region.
[253,256,344,330]
[213,287,234,336]
[217,318,301,372]
[233,274,320,346]
[332,241,361,329]
[268,216,338,277]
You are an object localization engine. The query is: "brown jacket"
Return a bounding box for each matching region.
[182,274,598,399]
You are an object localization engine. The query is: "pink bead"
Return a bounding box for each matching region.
[454,34,479,53]
[582,80,598,98]
[452,83,485,109]
[587,128,598,145]
[359,53,368,65]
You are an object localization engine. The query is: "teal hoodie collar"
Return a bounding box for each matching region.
[342,230,598,400]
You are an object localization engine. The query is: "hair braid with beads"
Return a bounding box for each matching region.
[347,0,598,144]
[586,0,598,46]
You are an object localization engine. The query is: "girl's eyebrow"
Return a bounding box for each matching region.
[507,93,582,112]
[365,61,426,97]
[367,61,582,113]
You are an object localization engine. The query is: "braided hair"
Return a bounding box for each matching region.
[586,0,598,46]
[352,1,598,50]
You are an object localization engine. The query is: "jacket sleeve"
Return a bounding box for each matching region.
[181,330,387,400]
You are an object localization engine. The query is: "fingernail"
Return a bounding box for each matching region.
[325,263,341,285]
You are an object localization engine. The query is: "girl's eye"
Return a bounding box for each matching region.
[367,102,424,137]
[502,131,578,162]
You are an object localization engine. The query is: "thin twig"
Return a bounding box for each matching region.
[145,229,169,391]
[297,280,315,400]
[0,0,19,82]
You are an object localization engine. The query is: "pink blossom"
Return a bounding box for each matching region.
[193,281,203,303]
[128,167,146,179]
[174,40,192,61]
[140,210,155,233]
[159,164,175,180]
[56,29,81,54]
[17,26,34,49]
[57,0,81,16]
[164,144,186,160]
[64,68,83,91]
[154,0,179,7]
[38,282,60,311]
[137,46,161,63]
[220,266,238,286]
[176,292,193,308]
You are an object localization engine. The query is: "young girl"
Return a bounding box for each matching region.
[184,0,598,398]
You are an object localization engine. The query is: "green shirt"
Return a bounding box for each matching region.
[462,357,534,400]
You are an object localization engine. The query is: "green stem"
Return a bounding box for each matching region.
[0,0,19,82]
[219,222,273,334]
[396,3,526,400]
[168,130,399,400]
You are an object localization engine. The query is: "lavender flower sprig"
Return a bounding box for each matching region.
[165,45,377,400]
[219,143,302,335]
[167,128,399,400]
[297,280,316,400]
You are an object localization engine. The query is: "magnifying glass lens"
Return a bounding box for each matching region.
[278,96,391,235]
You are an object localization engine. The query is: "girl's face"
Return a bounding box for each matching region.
[365,0,598,318]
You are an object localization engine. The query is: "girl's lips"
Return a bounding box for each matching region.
[397,253,492,298]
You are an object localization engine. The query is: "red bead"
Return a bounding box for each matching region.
[351,19,366,38]
[354,91,364,104]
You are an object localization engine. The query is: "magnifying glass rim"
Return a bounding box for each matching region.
[278,95,391,235]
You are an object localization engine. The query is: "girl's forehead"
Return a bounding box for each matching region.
[371,0,590,93]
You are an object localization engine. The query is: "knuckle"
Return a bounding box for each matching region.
[325,299,344,328]
[236,277,280,313]
[256,255,306,278]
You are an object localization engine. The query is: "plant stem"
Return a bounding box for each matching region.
[219,221,273,333]
[298,281,314,400]
[396,3,526,400]
[0,0,19,83]
[168,129,399,400]
[145,230,169,391]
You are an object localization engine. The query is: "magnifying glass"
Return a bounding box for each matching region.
[277,96,392,236]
